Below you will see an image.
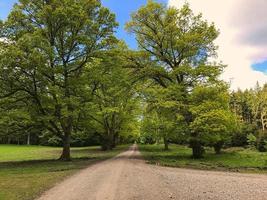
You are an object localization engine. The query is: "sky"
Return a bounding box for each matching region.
[1,0,267,90]
[0,0,167,48]
[169,0,267,90]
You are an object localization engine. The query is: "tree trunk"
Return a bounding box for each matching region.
[261,112,267,131]
[111,132,118,149]
[59,130,71,161]
[214,141,224,154]
[101,133,113,151]
[163,137,169,150]
[190,137,204,159]
[27,133,31,145]
[192,145,204,159]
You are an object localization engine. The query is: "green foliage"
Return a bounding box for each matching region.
[0,0,118,159]
[189,84,239,156]
[247,133,257,148]
[77,45,141,150]
[231,123,256,147]
[230,84,267,152]
[256,131,267,152]
[126,1,219,67]
[127,1,227,157]
[0,0,266,163]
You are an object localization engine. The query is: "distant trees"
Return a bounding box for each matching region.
[141,85,182,150]
[230,83,267,152]
[80,46,141,150]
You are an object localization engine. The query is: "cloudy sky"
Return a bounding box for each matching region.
[1,0,267,90]
[169,0,267,90]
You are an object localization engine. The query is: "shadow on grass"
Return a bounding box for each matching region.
[0,154,124,175]
[0,145,131,172]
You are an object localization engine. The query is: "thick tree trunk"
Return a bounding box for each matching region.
[101,133,113,151]
[59,129,71,161]
[190,137,204,159]
[163,137,169,150]
[192,145,204,159]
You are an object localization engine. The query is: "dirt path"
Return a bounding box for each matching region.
[37,145,267,200]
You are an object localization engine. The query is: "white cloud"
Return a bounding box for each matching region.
[168,0,267,90]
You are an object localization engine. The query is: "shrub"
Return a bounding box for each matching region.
[247,133,257,148]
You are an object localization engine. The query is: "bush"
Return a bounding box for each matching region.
[139,134,156,144]
[247,133,257,148]
[231,132,248,147]
[231,123,257,147]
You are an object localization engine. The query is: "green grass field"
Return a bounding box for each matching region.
[139,144,267,172]
[0,144,129,200]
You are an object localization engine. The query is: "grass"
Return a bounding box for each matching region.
[139,144,267,173]
[0,144,129,200]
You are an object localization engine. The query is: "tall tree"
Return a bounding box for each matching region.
[0,0,117,160]
[126,1,223,158]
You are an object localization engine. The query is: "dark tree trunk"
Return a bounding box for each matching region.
[111,132,118,149]
[163,137,169,150]
[192,144,204,159]
[59,130,71,161]
[190,137,204,159]
[101,133,113,151]
[214,141,224,154]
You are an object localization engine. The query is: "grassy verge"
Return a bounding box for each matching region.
[0,144,129,200]
[139,144,267,173]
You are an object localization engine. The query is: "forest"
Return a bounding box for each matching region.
[0,0,267,161]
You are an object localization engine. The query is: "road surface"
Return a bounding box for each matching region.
[37,144,267,200]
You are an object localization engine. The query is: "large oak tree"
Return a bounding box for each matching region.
[0,0,117,160]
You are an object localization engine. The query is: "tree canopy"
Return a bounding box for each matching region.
[0,0,266,160]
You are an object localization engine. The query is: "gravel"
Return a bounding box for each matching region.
[37,144,267,200]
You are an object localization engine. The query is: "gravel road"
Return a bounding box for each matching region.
[37,144,267,200]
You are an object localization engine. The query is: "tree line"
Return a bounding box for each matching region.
[0,0,266,160]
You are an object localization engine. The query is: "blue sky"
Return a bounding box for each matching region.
[0,0,167,48]
[252,61,267,75]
